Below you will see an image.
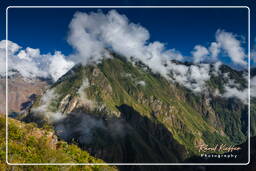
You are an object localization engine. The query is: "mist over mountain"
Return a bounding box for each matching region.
[1,9,254,167]
[17,51,251,164]
[0,10,252,95]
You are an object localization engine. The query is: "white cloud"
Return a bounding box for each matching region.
[0,40,21,75]
[212,61,223,76]
[67,10,249,94]
[169,62,211,92]
[251,37,256,63]
[220,76,251,103]
[17,47,40,60]
[252,51,256,63]
[0,10,248,97]
[209,42,220,60]
[215,29,246,66]
[168,49,184,61]
[78,78,95,109]
[223,86,248,103]
[191,45,209,63]
[32,89,65,122]
[0,40,74,81]
[0,49,6,76]
[9,56,48,78]
[189,29,246,66]
[190,30,246,66]
[137,80,146,86]
[251,76,256,98]
[0,40,21,54]
[67,10,183,80]
[48,51,75,82]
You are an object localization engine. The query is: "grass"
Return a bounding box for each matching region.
[28,56,243,157]
[90,57,232,154]
[0,115,118,171]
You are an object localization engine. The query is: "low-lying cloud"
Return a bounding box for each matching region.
[190,30,247,66]
[55,113,127,144]
[31,89,65,122]
[223,86,248,103]
[250,76,256,98]
[67,10,184,79]
[67,10,248,94]
[216,30,246,66]
[192,45,209,63]
[170,63,211,92]
[0,40,74,81]
[0,10,250,101]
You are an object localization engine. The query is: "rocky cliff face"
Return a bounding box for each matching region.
[0,74,49,115]
[21,54,249,163]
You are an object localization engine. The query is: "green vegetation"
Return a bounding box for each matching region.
[251,98,256,137]
[0,115,118,171]
[38,57,233,155]
[24,55,250,162]
[97,58,232,153]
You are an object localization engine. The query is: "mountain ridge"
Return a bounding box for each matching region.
[19,53,251,163]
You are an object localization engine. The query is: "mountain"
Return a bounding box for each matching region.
[183,136,255,171]
[251,68,256,137]
[20,53,250,164]
[0,72,49,116]
[0,115,117,170]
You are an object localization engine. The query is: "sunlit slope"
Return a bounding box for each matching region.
[0,115,117,170]
[24,54,248,162]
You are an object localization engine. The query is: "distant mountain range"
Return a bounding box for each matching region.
[0,72,49,115]
[6,52,251,165]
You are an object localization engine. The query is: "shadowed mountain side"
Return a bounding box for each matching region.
[0,115,117,170]
[118,137,255,171]
[181,137,255,171]
[19,55,251,165]
[183,140,249,164]
[53,104,187,165]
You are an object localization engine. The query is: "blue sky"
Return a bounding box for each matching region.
[0,0,255,97]
[7,8,248,57]
[0,0,255,68]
